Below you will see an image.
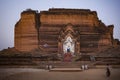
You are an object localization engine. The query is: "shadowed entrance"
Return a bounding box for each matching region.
[63,36,75,62]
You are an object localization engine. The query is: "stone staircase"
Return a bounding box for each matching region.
[48,61,93,72]
[44,61,97,68]
[52,62,81,68]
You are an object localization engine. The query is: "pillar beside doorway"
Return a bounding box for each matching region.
[75,42,80,55]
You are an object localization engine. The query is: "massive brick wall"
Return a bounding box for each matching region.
[14,8,114,53]
[40,9,98,26]
[39,8,113,53]
[15,10,38,51]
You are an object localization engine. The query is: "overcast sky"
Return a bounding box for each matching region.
[0,0,120,50]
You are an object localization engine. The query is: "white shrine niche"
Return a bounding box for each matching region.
[63,36,75,55]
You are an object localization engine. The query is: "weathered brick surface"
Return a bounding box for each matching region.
[15,10,38,51]
[15,8,114,54]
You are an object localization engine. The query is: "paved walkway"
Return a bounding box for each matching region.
[0,68,120,80]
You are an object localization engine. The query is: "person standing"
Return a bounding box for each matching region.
[106,64,111,77]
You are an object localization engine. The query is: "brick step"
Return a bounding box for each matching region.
[43,61,97,68]
[49,68,82,72]
[53,65,80,68]
[49,62,92,68]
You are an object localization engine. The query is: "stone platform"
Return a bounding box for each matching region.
[49,68,82,72]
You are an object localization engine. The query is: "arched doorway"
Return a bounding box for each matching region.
[58,23,80,60]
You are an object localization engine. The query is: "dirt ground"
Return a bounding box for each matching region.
[0,68,120,80]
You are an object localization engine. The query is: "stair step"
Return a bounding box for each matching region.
[49,68,82,72]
